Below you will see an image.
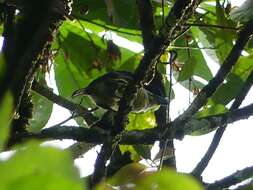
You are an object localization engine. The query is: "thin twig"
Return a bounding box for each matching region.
[186,23,239,30]
[76,19,98,51]
[75,17,142,36]
[49,107,98,128]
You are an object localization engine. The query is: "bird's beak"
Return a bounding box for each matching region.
[71,88,88,98]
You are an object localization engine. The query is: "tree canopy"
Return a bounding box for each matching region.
[0,0,253,189]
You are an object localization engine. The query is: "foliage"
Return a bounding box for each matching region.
[0,142,83,190]
[0,0,252,189]
[96,163,204,190]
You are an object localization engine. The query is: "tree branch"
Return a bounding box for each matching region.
[191,71,253,177]
[171,20,253,139]
[76,17,141,36]
[185,23,239,31]
[206,166,253,190]
[7,102,253,147]
[136,0,156,50]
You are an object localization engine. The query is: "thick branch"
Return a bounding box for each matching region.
[7,102,253,146]
[8,126,108,146]
[206,166,253,190]
[32,80,97,125]
[136,0,156,50]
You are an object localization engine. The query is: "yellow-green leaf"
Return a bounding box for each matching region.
[0,142,84,190]
[137,168,204,190]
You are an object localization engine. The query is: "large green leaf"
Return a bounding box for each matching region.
[137,169,204,190]
[72,0,108,23]
[174,32,213,82]
[80,20,142,43]
[54,21,108,115]
[178,57,197,81]
[196,103,228,118]
[28,75,53,133]
[210,56,253,105]
[132,145,152,159]
[126,111,156,131]
[72,1,174,44]
[28,91,53,133]
[55,20,140,97]
[118,53,141,72]
[99,165,203,190]
[72,0,139,29]
[196,2,236,64]
[119,112,156,160]
[0,142,83,190]
[107,163,147,186]
[0,91,13,151]
[191,27,220,65]
[54,20,141,124]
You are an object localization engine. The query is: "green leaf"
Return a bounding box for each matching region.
[126,111,156,131]
[72,0,108,24]
[0,142,84,190]
[174,32,213,82]
[28,91,53,133]
[110,0,139,29]
[196,104,228,118]
[178,57,197,81]
[133,145,152,159]
[210,56,253,105]
[137,168,204,190]
[27,73,53,132]
[107,163,147,186]
[118,54,141,72]
[54,20,139,99]
[119,112,156,160]
[54,21,141,123]
[196,2,236,64]
[119,145,140,161]
[0,91,13,151]
[72,0,140,29]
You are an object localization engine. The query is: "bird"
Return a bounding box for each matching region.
[72,71,168,113]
